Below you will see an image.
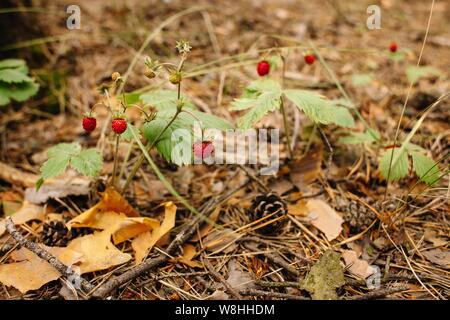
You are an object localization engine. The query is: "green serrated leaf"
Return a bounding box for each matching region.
[411,152,441,185]
[351,73,374,87]
[284,89,355,128]
[0,59,26,69]
[40,155,71,179]
[47,142,81,158]
[143,109,231,164]
[71,149,103,177]
[379,148,409,181]
[237,91,282,129]
[140,90,195,110]
[406,65,443,83]
[0,69,32,83]
[1,81,39,102]
[125,92,142,105]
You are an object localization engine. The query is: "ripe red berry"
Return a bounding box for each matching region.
[82,117,96,132]
[193,141,214,159]
[389,42,398,53]
[304,54,315,65]
[257,60,270,76]
[111,118,127,134]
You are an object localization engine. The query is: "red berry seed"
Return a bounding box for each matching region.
[111,118,127,134]
[389,42,398,53]
[82,117,97,132]
[257,60,270,76]
[304,54,315,65]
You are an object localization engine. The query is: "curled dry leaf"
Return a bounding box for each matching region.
[342,250,376,279]
[422,249,450,269]
[67,231,132,274]
[174,244,203,268]
[0,246,82,294]
[0,201,45,237]
[132,202,177,263]
[306,199,343,241]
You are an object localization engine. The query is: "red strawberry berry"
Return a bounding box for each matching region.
[304,54,315,65]
[257,60,270,76]
[389,42,398,53]
[193,141,214,159]
[111,118,127,134]
[82,117,96,132]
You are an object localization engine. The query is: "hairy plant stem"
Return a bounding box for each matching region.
[111,135,120,187]
[280,54,293,159]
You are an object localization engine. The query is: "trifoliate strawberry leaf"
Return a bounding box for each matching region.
[38,142,103,190]
[379,148,409,181]
[143,109,232,165]
[0,69,32,83]
[411,152,441,185]
[284,89,355,128]
[140,90,196,110]
[71,149,103,177]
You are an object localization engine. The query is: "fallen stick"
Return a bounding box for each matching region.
[239,289,309,300]
[5,217,94,294]
[349,285,409,300]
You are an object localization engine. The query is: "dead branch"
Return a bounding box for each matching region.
[348,285,410,300]
[203,258,242,299]
[5,217,94,294]
[239,289,309,300]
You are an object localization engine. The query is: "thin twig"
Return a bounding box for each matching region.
[239,289,309,300]
[203,258,242,299]
[348,285,409,300]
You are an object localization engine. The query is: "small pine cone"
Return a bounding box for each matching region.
[249,193,287,235]
[336,198,377,233]
[41,221,92,247]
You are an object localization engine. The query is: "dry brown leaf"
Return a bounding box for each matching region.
[0,246,82,294]
[112,217,160,244]
[132,202,177,263]
[342,250,376,279]
[289,147,323,188]
[287,199,308,216]
[422,249,450,269]
[176,244,203,268]
[67,187,138,231]
[0,201,45,237]
[306,199,343,241]
[67,231,131,274]
[203,228,239,253]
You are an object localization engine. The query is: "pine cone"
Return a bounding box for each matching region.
[249,193,287,235]
[41,221,92,247]
[335,198,377,233]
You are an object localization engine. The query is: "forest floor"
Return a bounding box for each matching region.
[0,0,449,300]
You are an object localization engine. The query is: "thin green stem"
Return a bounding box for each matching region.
[111,135,120,187]
[121,108,181,192]
[308,40,378,141]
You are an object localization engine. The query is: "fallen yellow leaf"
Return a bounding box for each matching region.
[132,202,177,263]
[0,201,45,237]
[175,244,203,268]
[67,231,131,274]
[0,246,82,294]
